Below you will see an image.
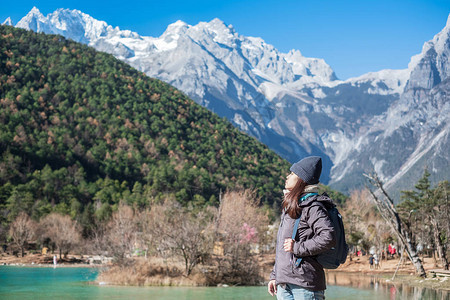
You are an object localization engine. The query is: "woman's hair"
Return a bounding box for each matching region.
[282,177,307,219]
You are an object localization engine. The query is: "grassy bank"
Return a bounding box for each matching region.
[97,253,273,287]
[97,257,206,286]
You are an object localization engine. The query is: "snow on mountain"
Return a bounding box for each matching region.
[329,16,450,196]
[344,69,410,95]
[14,8,342,97]
[406,14,450,90]
[283,49,338,85]
[11,7,449,192]
[2,17,13,26]
[16,7,139,49]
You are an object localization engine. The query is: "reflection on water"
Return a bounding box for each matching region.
[326,272,449,300]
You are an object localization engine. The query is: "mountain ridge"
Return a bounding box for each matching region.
[8,7,450,194]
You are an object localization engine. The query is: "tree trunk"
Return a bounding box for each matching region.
[430,218,449,270]
[403,234,426,276]
[365,173,427,277]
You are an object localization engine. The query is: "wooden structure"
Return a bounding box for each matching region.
[429,269,450,278]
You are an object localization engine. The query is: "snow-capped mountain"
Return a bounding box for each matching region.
[9,7,449,193]
[330,15,450,197]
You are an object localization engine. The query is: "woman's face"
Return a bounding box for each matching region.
[285,172,299,190]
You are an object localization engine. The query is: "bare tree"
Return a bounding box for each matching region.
[217,189,269,244]
[213,189,269,285]
[102,204,138,263]
[39,213,81,259]
[144,199,214,276]
[364,172,426,277]
[9,212,36,257]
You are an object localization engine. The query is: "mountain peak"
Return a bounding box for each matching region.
[208,18,226,26]
[205,18,234,33]
[406,13,450,88]
[30,6,42,15]
[25,6,44,19]
[2,17,12,26]
[16,7,46,31]
[287,49,303,59]
[171,20,188,27]
[162,20,189,36]
[17,7,116,44]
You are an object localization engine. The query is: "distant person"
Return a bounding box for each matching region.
[374,254,380,269]
[268,156,336,300]
[369,254,374,269]
[388,244,395,258]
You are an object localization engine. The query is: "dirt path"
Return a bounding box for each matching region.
[334,255,440,275]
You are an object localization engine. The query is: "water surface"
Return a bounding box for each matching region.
[0,266,447,299]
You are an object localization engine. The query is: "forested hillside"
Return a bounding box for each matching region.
[0,25,290,228]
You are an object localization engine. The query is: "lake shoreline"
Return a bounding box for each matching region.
[0,253,108,268]
[1,263,100,268]
[95,255,450,294]
[2,253,449,292]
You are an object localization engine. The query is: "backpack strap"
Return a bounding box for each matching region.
[292,193,318,267]
[300,192,319,203]
[292,218,301,240]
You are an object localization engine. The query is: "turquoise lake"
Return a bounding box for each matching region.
[0,266,448,299]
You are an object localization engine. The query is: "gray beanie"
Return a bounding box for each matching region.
[290,156,322,184]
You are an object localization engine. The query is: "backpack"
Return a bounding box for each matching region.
[292,193,348,269]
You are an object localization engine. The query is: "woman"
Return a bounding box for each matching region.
[268,156,336,300]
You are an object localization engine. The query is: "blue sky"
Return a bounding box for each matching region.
[1,0,449,79]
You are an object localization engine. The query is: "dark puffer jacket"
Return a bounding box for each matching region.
[269,193,336,291]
